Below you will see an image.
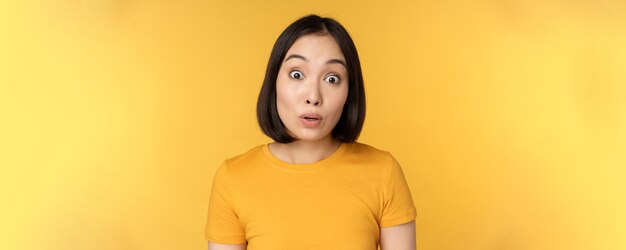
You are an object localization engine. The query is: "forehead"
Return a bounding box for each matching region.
[285,34,345,61]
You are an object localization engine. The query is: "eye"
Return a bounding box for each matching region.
[289,70,304,79]
[324,75,340,84]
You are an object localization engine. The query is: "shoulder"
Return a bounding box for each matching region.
[345,142,397,166]
[209,145,270,190]
[224,145,264,164]
[212,145,263,172]
[348,142,393,161]
[222,144,276,175]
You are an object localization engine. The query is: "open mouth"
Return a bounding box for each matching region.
[300,115,322,127]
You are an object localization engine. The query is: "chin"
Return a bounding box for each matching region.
[291,130,332,142]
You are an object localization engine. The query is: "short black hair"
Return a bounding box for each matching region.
[256,14,366,143]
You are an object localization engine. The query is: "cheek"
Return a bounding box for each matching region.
[334,85,350,107]
[275,80,296,118]
[326,88,349,119]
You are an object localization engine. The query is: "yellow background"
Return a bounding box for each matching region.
[1,0,625,249]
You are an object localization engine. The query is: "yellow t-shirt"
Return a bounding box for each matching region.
[205,142,417,249]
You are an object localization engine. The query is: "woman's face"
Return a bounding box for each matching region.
[276,34,349,142]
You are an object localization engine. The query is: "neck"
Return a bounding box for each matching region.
[269,137,342,164]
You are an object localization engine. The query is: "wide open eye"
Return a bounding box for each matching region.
[324,75,340,84]
[289,70,304,79]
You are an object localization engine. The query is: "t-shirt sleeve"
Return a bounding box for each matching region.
[205,161,247,244]
[380,153,418,227]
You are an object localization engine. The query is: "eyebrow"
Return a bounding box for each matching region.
[284,54,347,68]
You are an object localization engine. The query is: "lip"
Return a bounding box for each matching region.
[299,113,322,120]
[299,113,322,128]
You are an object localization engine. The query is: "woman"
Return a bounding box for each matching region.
[205,14,417,250]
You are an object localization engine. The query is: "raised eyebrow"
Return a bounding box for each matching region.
[284,54,347,70]
[284,54,308,63]
[326,58,347,69]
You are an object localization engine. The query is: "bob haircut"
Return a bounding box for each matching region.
[256,14,366,143]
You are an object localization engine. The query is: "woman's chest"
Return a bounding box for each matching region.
[233,172,383,249]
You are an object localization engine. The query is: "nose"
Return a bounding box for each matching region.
[305,82,322,106]
[306,99,320,105]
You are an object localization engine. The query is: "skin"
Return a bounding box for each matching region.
[269,33,349,163]
[380,220,417,250]
[209,34,416,250]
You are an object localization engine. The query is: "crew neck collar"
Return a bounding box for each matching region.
[261,142,349,172]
